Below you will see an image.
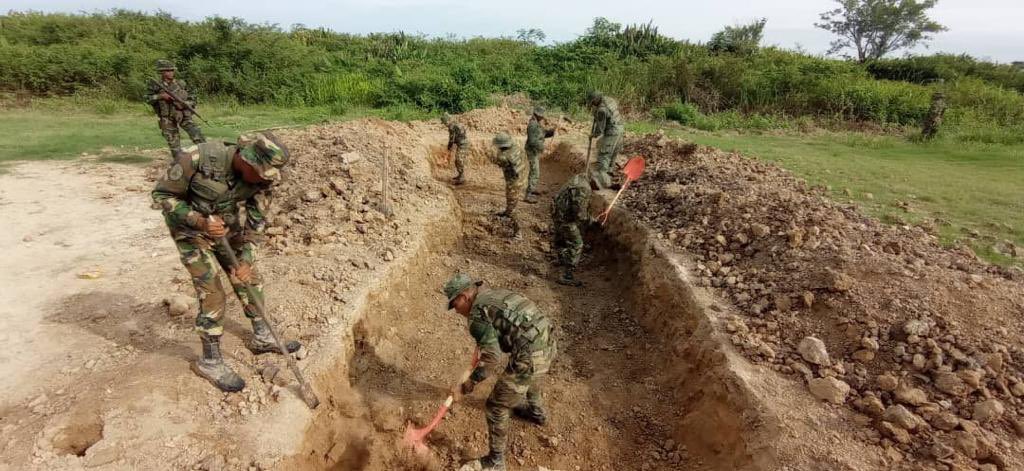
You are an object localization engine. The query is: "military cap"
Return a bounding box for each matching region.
[441,113,452,125]
[586,91,603,104]
[443,273,483,309]
[492,133,513,149]
[532,106,545,118]
[155,59,177,71]
[237,132,289,184]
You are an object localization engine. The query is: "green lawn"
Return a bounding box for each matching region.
[0,98,431,165]
[629,122,1024,266]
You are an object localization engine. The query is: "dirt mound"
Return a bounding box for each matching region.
[621,133,1024,469]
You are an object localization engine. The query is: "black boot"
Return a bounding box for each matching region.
[513,405,548,426]
[249,317,301,355]
[194,335,246,392]
[465,453,506,471]
[452,174,465,186]
[557,268,583,287]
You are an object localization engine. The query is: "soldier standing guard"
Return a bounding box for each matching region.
[488,133,527,237]
[586,91,624,189]
[524,107,555,204]
[921,90,946,140]
[151,133,301,392]
[443,114,470,185]
[146,60,206,156]
[445,274,556,471]
[551,174,593,286]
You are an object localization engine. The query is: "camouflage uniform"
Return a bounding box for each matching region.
[445,275,556,469]
[151,135,286,337]
[921,91,946,140]
[445,116,470,183]
[552,174,592,282]
[524,108,555,198]
[589,93,624,189]
[146,60,206,155]
[489,133,528,232]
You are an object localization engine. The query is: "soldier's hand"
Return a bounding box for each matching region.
[460,379,476,395]
[233,263,253,283]
[205,216,228,238]
[158,91,173,101]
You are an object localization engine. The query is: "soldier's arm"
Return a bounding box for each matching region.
[527,121,541,144]
[152,156,202,229]
[591,108,608,138]
[180,80,197,108]
[446,128,457,150]
[144,81,162,105]
[468,318,502,384]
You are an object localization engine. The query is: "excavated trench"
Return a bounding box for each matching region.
[283,139,779,471]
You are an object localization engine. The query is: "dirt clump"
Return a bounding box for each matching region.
[621,133,1024,469]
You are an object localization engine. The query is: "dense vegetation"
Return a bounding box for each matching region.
[1,10,1022,142]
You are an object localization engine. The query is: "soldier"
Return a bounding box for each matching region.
[146,59,206,156]
[152,133,300,392]
[586,91,624,189]
[551,174,593,286]
[488,133,527,237]
[445,273,556,471]
[921,90,946,140]
[443,114,470,185]
[524,107,555,204]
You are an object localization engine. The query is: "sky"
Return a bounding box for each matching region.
[6,0,1023,63]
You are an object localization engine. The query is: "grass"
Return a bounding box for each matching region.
[629,122,1024,266]
[0,97,433,165]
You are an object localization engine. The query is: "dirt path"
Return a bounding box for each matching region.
[288,142,709,470]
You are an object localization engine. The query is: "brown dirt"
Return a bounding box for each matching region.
[4,107,1019,471]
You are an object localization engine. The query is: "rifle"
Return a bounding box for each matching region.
[151,79,210,125]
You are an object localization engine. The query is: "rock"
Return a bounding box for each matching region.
[1011,418,1024,437]
[973,399,1005,422]
[164,294,193,317]
[259,364,288,387]
[1011,381,1024,397]
[895,387,928,406]
[329,178,348,195]
[798,336,831,366]
[930,441,955,460]
[903,319,929,337]
[883,405,923,431]
[77,270,103,280]
[878,421,911,444]
[340,152,363,165]
[931,412,960,431]
[934,371,968,396]
[877,373,899,392]
[383,250,395,262]
[852,349,876,363]
[808,377,850,404]
[958,369,983,389]
[302,190,322,203]
[539,435,560,448]
[660,183,684,200]
[912,353,927,370]
[953,431,978,459]
[750,223,770,238]
[293,346,309,361]
[856,394,885,417]
[861,337,880,351]
[801,291,814,308]
[195,454,226,471]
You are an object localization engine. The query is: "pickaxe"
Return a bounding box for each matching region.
[402,347,480,454]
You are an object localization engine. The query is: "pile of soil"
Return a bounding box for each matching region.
[621,133,1024,469]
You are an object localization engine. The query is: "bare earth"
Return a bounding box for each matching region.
[0,108,1021,471]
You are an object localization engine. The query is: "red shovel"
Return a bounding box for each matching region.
[597,156,646,225]
[402,347,481,455]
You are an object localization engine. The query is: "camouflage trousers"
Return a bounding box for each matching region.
[504,173,526,216]
[590,133,622,189]
[486,343,556,458]
[453,144,468,179]
[525,147,542,195]
[159,111,206,156]
[553,222,583,268]
[175,236,262,336]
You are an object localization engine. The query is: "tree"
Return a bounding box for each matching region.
[515,28,546,44]
[816,0,947,62]
[708,18,767,55]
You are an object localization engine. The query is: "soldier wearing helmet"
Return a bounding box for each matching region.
[151,133,301,392]
[146,59,206,157]
[523,107,556,203]
[586,91,624,189]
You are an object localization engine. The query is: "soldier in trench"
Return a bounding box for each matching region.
[551,173,594,286]
[151,133,301,392]
[586,91,624,190]
[488,132,528,237]
[523,107,556,203]
[445,273,556,471]
[443,113,471,185]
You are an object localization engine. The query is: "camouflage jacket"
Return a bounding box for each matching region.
[146,79,198,118]
[151,141,275,262]
[525,117,555,152]
[591,96,623,138]
[489,145,527,182]
[552,174,592,224]
[468,288,553,383]
[447,122,469,149]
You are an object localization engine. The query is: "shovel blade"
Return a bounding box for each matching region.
[623,156,646,181]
